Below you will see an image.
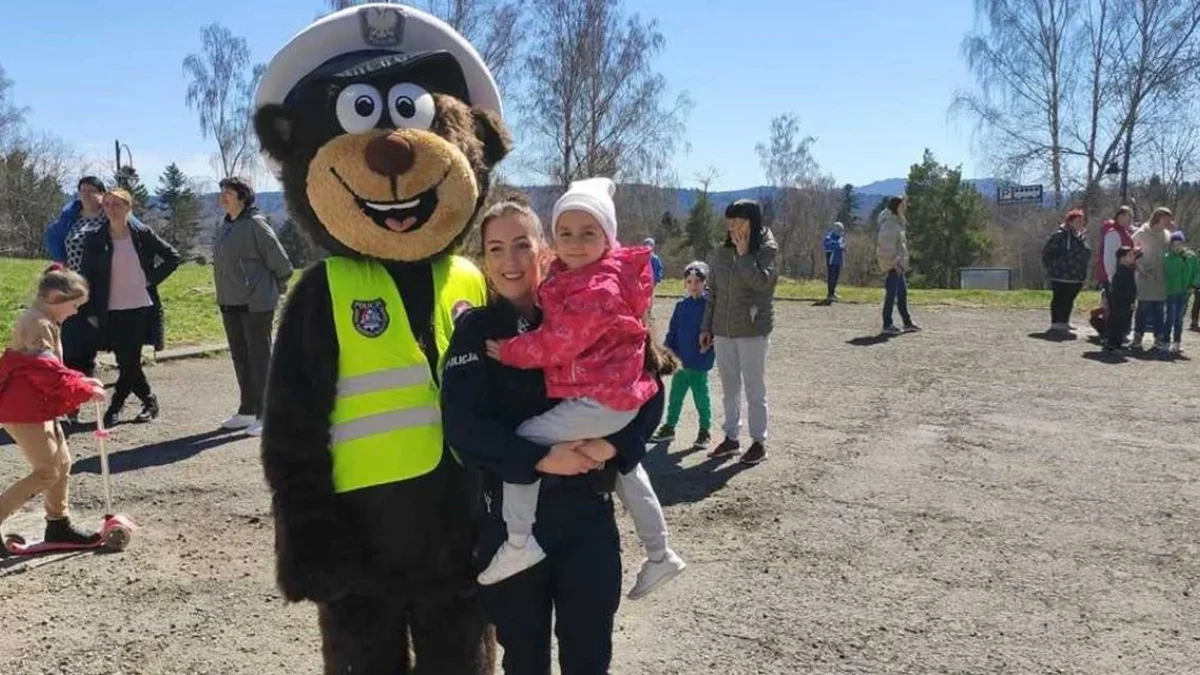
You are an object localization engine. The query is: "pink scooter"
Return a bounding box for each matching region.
[3,403,137,556]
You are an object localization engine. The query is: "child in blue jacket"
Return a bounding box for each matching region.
[651,261,716,448]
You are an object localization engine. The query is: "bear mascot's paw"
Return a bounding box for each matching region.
[254,4,509,673]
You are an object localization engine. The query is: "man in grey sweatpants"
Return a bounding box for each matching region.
[699,199,780,466]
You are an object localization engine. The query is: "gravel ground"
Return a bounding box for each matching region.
[1,300,1197,674]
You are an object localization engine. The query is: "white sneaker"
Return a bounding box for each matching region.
[478,537,546,586]
[1131,333,1144,349]
[246,419,264,436]
[627,549,687,600]
[221,414,255,430]
[1170,342,1182,354]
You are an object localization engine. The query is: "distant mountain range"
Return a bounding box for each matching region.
[188,176,1017,241]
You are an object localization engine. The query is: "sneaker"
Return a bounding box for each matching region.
[740,441,768,466]
[1170,342,1182,355]
[627,549,687,600]
[882,325,903,336]
[43,518,101,546]
[1131,333,1144,349]
[246,419,264,437]
[133,396,159,424]
[221,414,256,431]
[707,437,740,459]
[478,537,547,585]
[693,429,711,449]
[903,323,923,333]
[102,403,122,430]
[649,424,676,443]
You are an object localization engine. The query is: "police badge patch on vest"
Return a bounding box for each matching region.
[351,299,390,337]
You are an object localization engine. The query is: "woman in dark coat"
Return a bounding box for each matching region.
[441,197,667,674]
[1041,208,1090,333]
[79,188,181,427]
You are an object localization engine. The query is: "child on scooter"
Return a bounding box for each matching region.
[0,264,107,555]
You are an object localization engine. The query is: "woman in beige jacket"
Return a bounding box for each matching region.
[876,196,920,335]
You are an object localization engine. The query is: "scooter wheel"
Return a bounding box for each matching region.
[104,525,132,552]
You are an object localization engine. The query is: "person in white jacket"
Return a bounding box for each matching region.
[875,196,920,335]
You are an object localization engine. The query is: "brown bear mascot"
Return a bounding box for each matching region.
[253,5,509,673]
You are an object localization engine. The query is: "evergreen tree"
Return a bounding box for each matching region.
[836,183,859,228]
[278,217,318,268]
[904,149,990,288]
[684,189,718,263]
[154,163,202,258]
[114,165,151,218]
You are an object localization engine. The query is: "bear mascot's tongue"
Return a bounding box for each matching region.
[252,4,509,673]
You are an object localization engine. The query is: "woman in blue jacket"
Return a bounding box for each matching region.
[441,197,666,674]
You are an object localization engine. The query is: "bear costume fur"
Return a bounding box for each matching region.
[253,5,510,673]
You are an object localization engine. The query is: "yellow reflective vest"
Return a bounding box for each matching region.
[325,255,486,493]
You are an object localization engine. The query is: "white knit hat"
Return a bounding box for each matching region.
[552,178,618,245]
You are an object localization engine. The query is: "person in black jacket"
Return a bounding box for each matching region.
[79,189,181,427]
[1105,246,1140,352]
[441,197,668,674]
[1041,208,1090,333]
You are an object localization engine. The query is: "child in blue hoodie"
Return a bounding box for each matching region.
[651,261,716,448]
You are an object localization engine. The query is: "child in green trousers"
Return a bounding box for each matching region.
[651,262,716,448]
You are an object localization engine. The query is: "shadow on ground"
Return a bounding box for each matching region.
[71,429,242,475]
[847,334,896,347]
[643,440,754,507]
[1028,330,1079,342]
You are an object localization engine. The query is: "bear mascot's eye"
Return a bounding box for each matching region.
[387,83,435,130]
[336,83,384,133]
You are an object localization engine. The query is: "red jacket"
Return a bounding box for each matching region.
[497,246,659,411]
[0,349,97,424]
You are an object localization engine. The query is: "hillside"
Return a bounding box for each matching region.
[186,176,1014,245]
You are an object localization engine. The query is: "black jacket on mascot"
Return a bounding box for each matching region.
[253,4,510,673]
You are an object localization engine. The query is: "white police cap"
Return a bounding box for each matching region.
[255,3,502,118]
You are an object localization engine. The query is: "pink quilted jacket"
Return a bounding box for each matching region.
[497,246,659,411]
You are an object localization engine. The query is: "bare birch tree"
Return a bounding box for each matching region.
[182,24,265,179]
[954,0,1078,208]
[524,0,691,186]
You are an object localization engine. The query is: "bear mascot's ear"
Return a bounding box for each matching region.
[255,104,294,161]
[473,107,511,168]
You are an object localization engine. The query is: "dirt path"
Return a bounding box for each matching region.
[1,301,1197,674]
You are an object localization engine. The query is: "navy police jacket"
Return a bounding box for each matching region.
[441,298,663,495]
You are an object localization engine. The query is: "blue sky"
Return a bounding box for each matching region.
[0,0,982,193]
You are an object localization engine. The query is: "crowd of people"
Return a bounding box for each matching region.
[1042,204,1198,355]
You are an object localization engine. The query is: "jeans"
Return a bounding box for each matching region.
[1106,301,1134,349]
[883,269,911,328]
[1165,294,1189,343]
[1135,300,1167,344]
[1049,281,1083,326]
[1192,289,1200,327]
[826,264,842,299]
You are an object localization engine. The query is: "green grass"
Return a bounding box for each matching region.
[655,277,1057,311]
[1,258,224,348]
[1,257,1063,350]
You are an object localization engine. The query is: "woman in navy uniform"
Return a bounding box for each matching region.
[441,196,666,674]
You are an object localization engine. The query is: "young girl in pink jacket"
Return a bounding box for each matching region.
[482,178,686,599]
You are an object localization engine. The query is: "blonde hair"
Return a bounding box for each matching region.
[37,265,89,305]
[1151,207,1174,225]
[106,188,134,207]
[478,197,544,254]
